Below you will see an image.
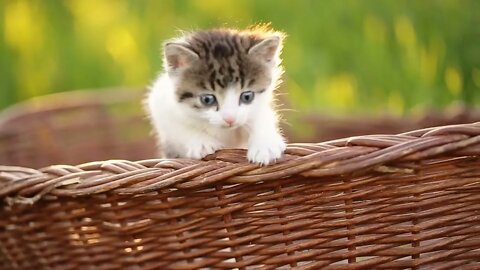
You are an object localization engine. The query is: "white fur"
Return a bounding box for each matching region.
[146,73,286,165]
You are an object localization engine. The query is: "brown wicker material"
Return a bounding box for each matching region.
[1,122,480,269]
[0,88,153,169]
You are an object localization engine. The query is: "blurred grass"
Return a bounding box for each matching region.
[1,0,479,115]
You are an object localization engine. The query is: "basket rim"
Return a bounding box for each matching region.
[1,122,479,205]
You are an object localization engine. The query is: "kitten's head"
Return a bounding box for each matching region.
[163,26,284,129]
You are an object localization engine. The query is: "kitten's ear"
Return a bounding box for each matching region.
[248,35,282,64]
[164,42,199,70]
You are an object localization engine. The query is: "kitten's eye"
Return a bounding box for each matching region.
[240,91,255,104]
[199,94,217,106]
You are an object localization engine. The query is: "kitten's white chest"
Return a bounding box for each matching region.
[208,127,248,149]
[162,122,248,159]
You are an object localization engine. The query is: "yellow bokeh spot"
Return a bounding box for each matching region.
[105,27,149,85]
[364,15,386,44]
[66,0,126,30]
[419,39,445,85]
[4,1,52,99]
[387,90,404,114]
[325,73,357,110]
[445,67,462,95]
[4,0,43,53]
[394,16,416,50]
[420,47,436,84]
[106,28,136,64]
[472,68,480,88]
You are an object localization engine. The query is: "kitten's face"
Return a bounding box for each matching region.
[163,29,283,129]
[174,59,272,129]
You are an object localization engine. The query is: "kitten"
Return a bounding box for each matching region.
[145,27,286,165]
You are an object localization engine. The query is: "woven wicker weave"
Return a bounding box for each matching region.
[1,122,480,269]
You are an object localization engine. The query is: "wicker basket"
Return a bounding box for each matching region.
[1,89,480,269]
[0,89,153,169]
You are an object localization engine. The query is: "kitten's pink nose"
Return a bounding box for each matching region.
[223,116,236,126]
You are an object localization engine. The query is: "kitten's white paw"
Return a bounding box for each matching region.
[186,142,220,159]
[247,134,286,165]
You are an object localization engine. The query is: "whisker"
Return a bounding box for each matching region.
[276,108,299,113]
[280,119,293,127]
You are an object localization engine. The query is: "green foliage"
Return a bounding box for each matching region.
[1,0,479,114]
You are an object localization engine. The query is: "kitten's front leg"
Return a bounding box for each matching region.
[184,134,223,160]
[247,109,286,165]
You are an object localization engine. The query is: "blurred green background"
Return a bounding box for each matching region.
[1,0,479,115]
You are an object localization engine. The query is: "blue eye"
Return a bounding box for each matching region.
[199,94,216,106]
[240,91,255,104]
